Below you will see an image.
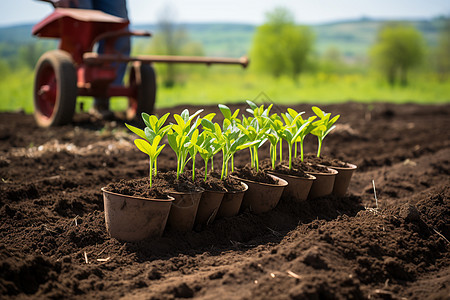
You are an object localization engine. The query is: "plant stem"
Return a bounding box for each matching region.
[254,146,259,172]
[204,159,208,181]
[211,156,214,172]
[231,155,234,172]
[294,142,297,158]
[154,160,157,176]
[300,141,304,162]
[288,143,292,170]
[192,157,195,182]
[279,140,283,162]
[317,138,322,158]
[249,147,254,168]
[149,159,153,188]
[221,150,226,180]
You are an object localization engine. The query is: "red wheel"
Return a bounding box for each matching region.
[34,50,77,127]
[127,62,156,120]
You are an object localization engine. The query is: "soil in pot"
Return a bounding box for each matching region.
[231,166,287,214]
[102,178,173,242]
[303,154,357,196]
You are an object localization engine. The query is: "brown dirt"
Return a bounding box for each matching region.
[0,102,449,299]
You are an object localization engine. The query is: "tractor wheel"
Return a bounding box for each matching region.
[127,62,156,120]
[33,50,77,127]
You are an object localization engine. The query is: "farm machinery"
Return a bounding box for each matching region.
[32,5,248,127]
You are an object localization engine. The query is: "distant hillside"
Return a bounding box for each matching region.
[0,18,444,61]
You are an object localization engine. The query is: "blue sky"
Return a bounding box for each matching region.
[0,0,449,27]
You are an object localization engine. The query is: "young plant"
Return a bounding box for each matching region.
[279,114,311,169]
[167,109,203,179]
[284,108,317,162]
[201,116,255,180]
[133,136,165,188]
[310,106,340,158]
[238,115,268,172]
[126,113,171,176]
[197,130,222,181]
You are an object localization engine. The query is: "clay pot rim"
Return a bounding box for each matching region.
[230,174,288,188]
[267,170,316,181]
[101,187,175,202]
[325,163,357,171]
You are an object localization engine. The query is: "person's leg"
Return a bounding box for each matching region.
[92,0,131,116]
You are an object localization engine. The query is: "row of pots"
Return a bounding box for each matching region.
[102,163,357,242]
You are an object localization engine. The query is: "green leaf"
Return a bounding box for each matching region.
[181,109,189,122]
[144,127,157,142]
[203,113,216,122]
[188,109,204,122]
[134,139,151,156]
[173,114,185,127]
[219,104,232,120]
[167,132,178,151]
[231,109,240,119]
[201,119,215,131]
[156,112,170,130]
[312,106,325,118]
[125,123,147,140]
[141,113,151,128]
[246,100,258,110]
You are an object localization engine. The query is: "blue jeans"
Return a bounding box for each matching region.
[76,0,131,108]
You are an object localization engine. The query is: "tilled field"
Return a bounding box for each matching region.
[0,102,449,299]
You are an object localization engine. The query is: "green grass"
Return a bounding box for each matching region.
[1,68,449,114]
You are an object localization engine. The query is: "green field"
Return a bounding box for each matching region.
[1,17,448,114]
[1,66,448,115]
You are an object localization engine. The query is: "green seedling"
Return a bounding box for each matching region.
[202,116,255,179]
[126,113,171,175]
[310,106,340,158]
[284,108,317,162]
[238,115,268,172]
[279,113,310,170]
[167,109,203,179]
[197,130,222,181]
[133,136,165,188]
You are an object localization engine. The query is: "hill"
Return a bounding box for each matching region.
[0,17,444,61]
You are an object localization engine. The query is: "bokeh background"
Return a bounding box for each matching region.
[0,0,449,113]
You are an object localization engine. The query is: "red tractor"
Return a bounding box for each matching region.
[32,6,248,127]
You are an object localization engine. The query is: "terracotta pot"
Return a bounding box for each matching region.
[268,171,316,202]
[331,163,357,196]
[195,190,225,226]
[231,174,288,214]
[167,190,203,231]
[102,188,174,242]
[216,182,248,218]
[306,167,338,199]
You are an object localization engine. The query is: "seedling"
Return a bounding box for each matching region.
[310,106,340,158]
[167,109,203,179]
[133,136,165,187]
[126,113,171,176]
[238,115,267,172]
[284,108,317,162]
[197,130,222,181]
[279,112,310,169]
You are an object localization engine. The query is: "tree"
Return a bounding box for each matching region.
[250,7,314,80]
[433,18,450,80]
[370,23,425,85]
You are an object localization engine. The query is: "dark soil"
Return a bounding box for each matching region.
[303,153,351,168]
[1,102,449,299]
[232,165,277,184]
